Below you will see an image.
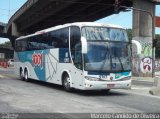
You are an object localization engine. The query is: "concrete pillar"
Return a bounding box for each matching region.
[132,0,155,77]
[12,22,20,37]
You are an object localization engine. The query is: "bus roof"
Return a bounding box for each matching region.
[16,22,125,40]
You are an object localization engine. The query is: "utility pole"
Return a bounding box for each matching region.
[8,0,11,20]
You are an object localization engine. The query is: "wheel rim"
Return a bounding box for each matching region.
[20,70,23,79]
[24,71,28,80]
[64,76,70,90]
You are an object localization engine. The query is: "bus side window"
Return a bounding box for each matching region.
[70,26,82,69]
[59,28,69,48]
[15,41,21,52]
[49,32,58,48]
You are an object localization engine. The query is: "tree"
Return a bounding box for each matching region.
[0,41,12,49]
[126,29,132,42]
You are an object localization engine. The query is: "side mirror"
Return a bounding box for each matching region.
[81,37,87,54]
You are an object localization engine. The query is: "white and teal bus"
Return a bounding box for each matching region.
[14,22,131,91]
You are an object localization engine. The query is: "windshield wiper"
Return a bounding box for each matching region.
[117,55,124,71]
[100,45,110,70]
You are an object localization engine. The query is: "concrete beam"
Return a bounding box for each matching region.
[0,22,6,33]
[0,22,6,26]
[11,22,19,37]
[6,0,39,33]
[151,0,160,3]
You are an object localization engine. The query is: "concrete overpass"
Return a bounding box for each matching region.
[6,0,134,37]
[0,22,17,46]
[5,0,159,39]
[4,0,160,38]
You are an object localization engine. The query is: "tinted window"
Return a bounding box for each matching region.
[27,34,54,50]
[70,26,81,49]
[48,28,69,48]
[82,27,129,42]
[15,27,69,52]
[15,39,27,52]
[70,26,82,69]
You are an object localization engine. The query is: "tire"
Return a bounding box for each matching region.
[101,89,110,93]
[24,69,30,82]
[20,69,24,80]
[62,74,72,91]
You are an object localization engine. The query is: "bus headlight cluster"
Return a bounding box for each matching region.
[85,76,100,81]
[119,76,131,81]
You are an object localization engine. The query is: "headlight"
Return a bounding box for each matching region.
[119,76,131,81]
[85,76,100,81]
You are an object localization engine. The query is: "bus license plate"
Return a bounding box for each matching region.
[107,84,115,88]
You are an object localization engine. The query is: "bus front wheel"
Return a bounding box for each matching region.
[62,74,72,91]
[101,89,110,93]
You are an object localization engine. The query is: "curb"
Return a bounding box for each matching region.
[149,87,160,96]
[131,77,154,83]
[132,77,154,80]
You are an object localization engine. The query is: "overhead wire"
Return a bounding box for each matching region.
[8,0,11,19]
[0,8,18,12]
[0,13,8,16]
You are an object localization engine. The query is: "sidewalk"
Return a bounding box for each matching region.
[131,77,154,83]
[131,71,160,83]
[132,74,160,96]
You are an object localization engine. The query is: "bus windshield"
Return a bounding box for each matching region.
[84,42,131,72]
[82,26,129,42]
[82,27,131,72]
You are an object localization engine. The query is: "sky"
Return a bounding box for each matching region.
[0,0,160,44]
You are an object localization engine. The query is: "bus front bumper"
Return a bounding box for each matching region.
[83,80,131,90]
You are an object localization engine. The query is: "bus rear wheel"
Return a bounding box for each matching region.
[24,69,30,82]
[62,74,72,91]
[20,69,24,80]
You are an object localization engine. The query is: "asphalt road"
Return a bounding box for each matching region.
[0,68,160,118]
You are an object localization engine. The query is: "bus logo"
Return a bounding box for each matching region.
[32,52,43,69]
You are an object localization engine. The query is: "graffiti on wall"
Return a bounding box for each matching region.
[132,37,153,77]
[140,57,152,74]
[142,43,152,57]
